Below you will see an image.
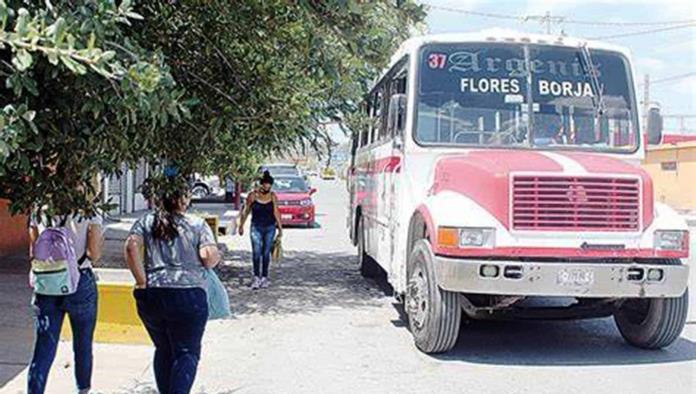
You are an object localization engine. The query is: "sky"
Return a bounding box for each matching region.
[418,0,696,133]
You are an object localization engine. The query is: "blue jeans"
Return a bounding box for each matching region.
[134,287,208,394]
[28,269,98,394]
[250,224,276,278]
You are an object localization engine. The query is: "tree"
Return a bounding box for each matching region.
[134,0,425,178]
[0,0,425,217]
[0,0,186,217]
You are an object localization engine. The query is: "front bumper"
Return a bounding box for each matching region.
[434,256,689,298]
[279,206,315,225]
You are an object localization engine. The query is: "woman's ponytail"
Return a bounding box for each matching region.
[153,190,183,241]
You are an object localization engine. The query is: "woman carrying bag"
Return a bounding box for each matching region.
[124,175,227,394]
[238,170,283,290]
[27,211,103,394]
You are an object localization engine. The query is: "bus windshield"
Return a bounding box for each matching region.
[416,43,638,152]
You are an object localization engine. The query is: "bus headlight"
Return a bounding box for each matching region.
[654,230,688,251]
[438,227,495,248]
[460,228,496,247]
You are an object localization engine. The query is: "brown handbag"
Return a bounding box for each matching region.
[271,235,283,263]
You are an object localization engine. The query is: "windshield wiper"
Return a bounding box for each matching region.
[579,43,606,121]
[523,45,534,147]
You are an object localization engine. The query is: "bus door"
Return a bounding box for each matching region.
[385,67,408,272]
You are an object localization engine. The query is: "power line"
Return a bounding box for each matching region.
[638,72,696,91]
[649,72,696,85]
[423,3,696,27]
[589,23,696,40]
[422,5,522,21]
[564,18,696,27]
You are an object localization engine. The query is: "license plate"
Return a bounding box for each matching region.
[281,214,292,220]
[557,268,595,287]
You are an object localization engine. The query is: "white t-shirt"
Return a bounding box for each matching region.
[30,214,104,269]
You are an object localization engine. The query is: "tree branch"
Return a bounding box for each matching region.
[181,68,239,106]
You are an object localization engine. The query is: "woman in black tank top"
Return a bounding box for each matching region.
[238,171,283,289]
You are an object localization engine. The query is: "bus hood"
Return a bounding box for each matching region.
[430,150,654,230]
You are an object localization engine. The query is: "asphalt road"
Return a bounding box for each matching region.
[202,178,696,394]
[2,178,695,393]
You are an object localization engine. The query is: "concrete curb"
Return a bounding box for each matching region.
[61,269,150,345]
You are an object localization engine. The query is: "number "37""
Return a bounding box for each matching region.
[428,53,447,69]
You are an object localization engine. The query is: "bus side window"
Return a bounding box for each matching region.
[360,98,372,148]
[373,89,384,144]
[388,69,408,138]
[361,128,370,147]
[379,84,393,142]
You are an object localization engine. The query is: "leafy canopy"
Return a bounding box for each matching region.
[0,0,424,215]
[0,0,186,217]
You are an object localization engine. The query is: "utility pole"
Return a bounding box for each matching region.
[642,74,650,134]
[524,11,565,34]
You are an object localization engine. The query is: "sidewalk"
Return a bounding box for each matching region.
[0,228,253,393]
[0,204,239,391]
[104,202,239,239]
[0,253,33,388]
[101,203,239,269]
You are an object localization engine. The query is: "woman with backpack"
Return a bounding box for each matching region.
[27,212,104,394]
[238,170,283,290]
[124,180,221,394]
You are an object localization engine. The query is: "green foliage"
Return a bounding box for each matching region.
[0,0,424,216]
[135,0,424,178]
[0,0,185,216]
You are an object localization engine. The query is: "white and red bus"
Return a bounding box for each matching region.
[347,30,690,354]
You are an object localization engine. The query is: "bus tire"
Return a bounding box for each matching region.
[357,216,380,278]
[406,239,461,354]
[614,288,688,349]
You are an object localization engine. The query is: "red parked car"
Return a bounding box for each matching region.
[273,176,316,228]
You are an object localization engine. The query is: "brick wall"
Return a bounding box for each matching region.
[0,199,29,257]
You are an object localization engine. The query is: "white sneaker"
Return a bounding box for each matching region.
[260,277,270,288]
[250,276,261,290]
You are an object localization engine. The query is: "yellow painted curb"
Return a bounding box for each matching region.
[202,215,220,242]
[61,270,150,345]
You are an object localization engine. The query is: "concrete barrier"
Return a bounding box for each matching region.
[61,269,150,345]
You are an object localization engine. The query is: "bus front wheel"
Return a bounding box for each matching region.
[614,288,688,349]
[406,239,461,354]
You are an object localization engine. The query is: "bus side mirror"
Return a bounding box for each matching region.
[646,106,663,145]
[388,94,407,137]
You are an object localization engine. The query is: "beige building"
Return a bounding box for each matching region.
[642,141,696,211]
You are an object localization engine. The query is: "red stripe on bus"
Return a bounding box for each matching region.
[355,156,401,174]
